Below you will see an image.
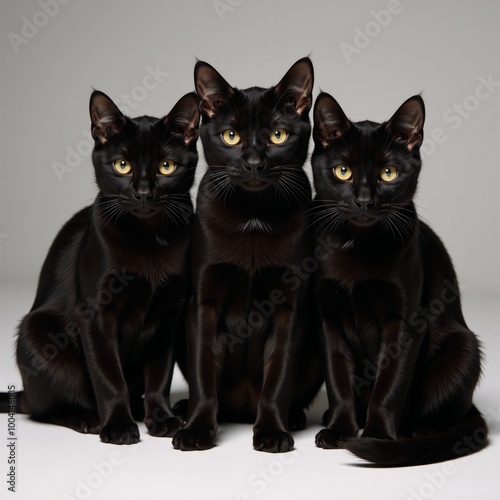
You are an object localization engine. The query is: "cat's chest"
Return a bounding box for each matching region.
[200,211,307,273]
[319,239,397,288]
[115,242,187,288]
[87,227,189,290]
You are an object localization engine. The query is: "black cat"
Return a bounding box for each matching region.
[172,58,323,453]
[311,92,487,465]
[9,90,199,444]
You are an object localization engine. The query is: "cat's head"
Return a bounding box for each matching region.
[311,92,425,232]
[90,90,199,222]
[194,57,313,197]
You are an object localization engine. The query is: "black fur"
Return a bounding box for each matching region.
[311,92,487,466]
[172,58,323,453]
[9,90,200,444]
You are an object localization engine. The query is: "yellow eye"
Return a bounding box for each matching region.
[380,166,398,182]
[222,130,241,146]
[113,159,132,175]
[159,160,176,175]
[269,128,288,145]
[334,165,352,181]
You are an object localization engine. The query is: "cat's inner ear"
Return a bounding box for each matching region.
[274,57,314,116]
[89,91,126,144]
[385,95,425,151]
[194,61,234,118]
[163,92,200,145]
[313,93,351,148]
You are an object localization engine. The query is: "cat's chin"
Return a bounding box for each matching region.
[237,178,273,193]
[348,214,380,227]
[129,207,160,219]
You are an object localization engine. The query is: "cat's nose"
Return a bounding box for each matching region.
[353,185,375,211]
[133,189,154,202]
[243,160,266,174]
[353,198,375,211]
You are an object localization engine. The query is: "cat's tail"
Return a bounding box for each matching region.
[0,391,26,414]
[342,405,488,467]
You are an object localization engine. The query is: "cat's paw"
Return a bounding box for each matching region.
[315,427,356,449]
[100,421,140,445]
[54,411,100,435]
[77,416,101,435]
[145,415,183,438]
[172,427,216,451]
[253,430,294,453]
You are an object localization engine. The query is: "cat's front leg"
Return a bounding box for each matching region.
[253,303,305,454]
[362,322,423,440]
[315,318,359,449]
[315,285,359,449]
[142,323,183,437]
[76,307,139,445]
[142,288,187,437]
[172,297,225,451]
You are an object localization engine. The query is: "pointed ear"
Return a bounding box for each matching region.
[194,61,234,118]
[163,92,200,145]
[89,90,127,144]
[385,95,425,151]
[274,57,314,116]
[313,92,351,148]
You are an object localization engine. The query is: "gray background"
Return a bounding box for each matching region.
[1,0,499,293]
[0,1,499,499]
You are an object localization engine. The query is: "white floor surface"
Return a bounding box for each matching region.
[0,284,499,500]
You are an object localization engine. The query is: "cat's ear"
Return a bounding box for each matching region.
[163,92,200,145]
[274,57,314,116]
[194,61,234,118]
[89,90,127,144]
[385,95,425,151]
[313,92,351,148]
